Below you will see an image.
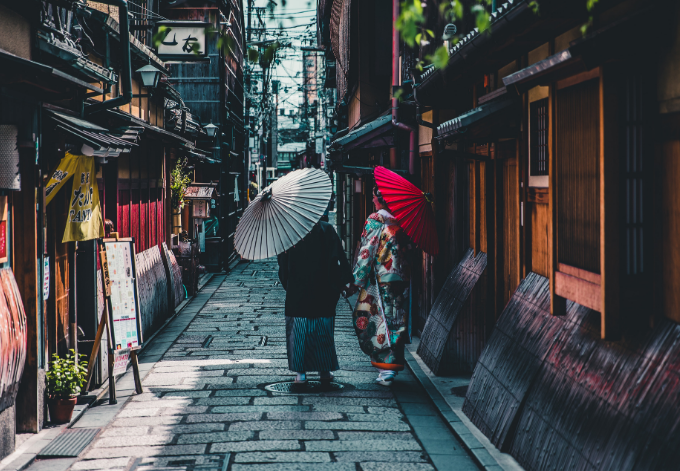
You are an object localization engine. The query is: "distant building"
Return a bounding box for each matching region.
[276,143,306,175]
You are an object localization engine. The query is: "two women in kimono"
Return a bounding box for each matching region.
[347,187,411,386]
[278,186,410,387]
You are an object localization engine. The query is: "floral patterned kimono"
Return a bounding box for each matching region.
[352,209,410,371]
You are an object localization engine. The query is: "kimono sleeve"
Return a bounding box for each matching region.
[335,231,354,287]
[352,217,382,289]
[277,252,289,290]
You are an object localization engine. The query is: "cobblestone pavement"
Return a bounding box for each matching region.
[70,260,479,471]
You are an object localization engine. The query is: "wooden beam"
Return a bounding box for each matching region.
[600,65,620,339]
[549,82,566,315]
[493,142,504,318]
[14,146,41,433]
[555,271,601,311]
[520,77,529,279]
[474,160,481,256]
[527,188,549,204]
[556,67,601,91]
[558,263,601,285]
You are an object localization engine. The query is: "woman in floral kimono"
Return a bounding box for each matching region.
[349,186,410,386]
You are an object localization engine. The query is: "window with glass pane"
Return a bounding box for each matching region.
[530,98,549,176]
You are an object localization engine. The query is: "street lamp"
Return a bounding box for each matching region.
[204,122,218,138]
[136,64,162,88]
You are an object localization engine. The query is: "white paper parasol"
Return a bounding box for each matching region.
[234,167,332,260]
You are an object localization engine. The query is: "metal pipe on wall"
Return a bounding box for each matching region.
[85,0,133,115]
[392,0,416,175]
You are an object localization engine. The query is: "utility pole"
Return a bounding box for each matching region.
[245,0,254,196]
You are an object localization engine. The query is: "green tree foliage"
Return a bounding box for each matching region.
[152,26,172,49]
[582,0,600,34]
[248,48,260,63]
[46,350,88,399]
[260,42,281,69]
[393,0,558,73]
[171,158,192,211]
[396,0,497,72]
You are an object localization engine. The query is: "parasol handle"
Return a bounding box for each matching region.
[261,187,273,201]
[423,192,434,203]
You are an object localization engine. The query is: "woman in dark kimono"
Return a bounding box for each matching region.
[277,220,354,384]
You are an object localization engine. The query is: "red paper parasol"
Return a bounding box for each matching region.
[374,166,439,255]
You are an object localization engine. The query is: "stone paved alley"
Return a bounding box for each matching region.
[35,260,480,471]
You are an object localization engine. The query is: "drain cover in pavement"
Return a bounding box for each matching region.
[265,381,344,394]
[38,428,100,458]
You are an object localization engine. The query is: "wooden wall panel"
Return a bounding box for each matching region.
[470,163,476,253]
[158,185,166,248]
[140,188,149,253]
[131,189,140,248]
[135,245,169,340]
[149,189,157,252]
[503,156,520,306]
[439,159,458,274]
[49,190,70,356]
[479,161,487,254]
[555,78,601,273]
[160,242,183,309]
[660,140,680,323]
[118,190,130,238]
[417,249,488,374]
[13,146,40,433]
[419,154,435,323]
[529,202,549,277]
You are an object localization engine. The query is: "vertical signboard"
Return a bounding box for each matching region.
[43,257,50,300]
[103,239,142,350]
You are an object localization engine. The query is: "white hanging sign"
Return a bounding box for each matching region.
[156,22,209,60]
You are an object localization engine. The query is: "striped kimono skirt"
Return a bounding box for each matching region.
[285,316,339,373]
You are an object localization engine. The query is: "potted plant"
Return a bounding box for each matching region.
[45,349,88,424]
[171,158,192,235]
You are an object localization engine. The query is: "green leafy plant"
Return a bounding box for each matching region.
[46,350,88,399]
[396,0,427,48]
[247,48,260,63]
[171,158,192,211]
[581,0,600,35]
[259,41,281,69]
[152,26,172,49]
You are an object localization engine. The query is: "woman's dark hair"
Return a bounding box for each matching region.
[373,186,387,207]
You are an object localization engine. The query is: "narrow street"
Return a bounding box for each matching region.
[62,260,479,471]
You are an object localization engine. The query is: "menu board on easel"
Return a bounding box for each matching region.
[102,238,143,350]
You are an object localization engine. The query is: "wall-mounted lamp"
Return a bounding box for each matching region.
[204,122,218,138]
[136,64,162,88]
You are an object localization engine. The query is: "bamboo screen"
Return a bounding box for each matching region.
[555,79,601,274]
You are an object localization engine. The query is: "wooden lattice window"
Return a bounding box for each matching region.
[623,76,645,276]
[556,79,600,274]
[530,98,549,176]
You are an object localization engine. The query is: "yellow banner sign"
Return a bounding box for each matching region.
[45,152,104,242]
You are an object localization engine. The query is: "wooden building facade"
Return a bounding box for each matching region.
[0,0,216,459]
[160,0,247,270]
[321,0,680,467]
